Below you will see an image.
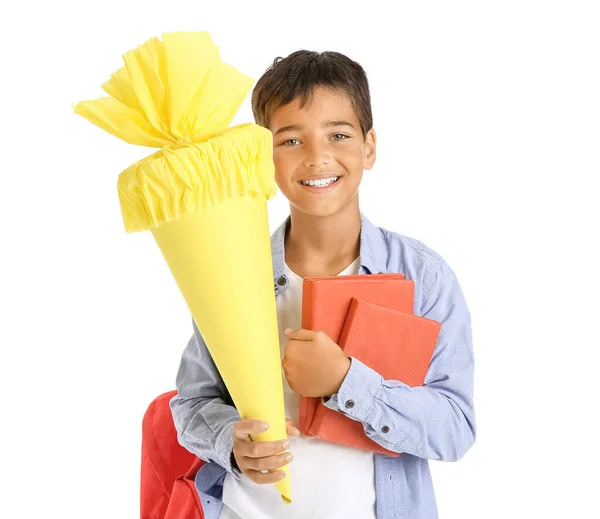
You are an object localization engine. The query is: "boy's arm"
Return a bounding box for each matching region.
[169,319,242,477]
[323,259,476,462]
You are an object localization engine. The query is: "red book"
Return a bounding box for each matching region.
[308,298,441,455]
[299,273,414,435]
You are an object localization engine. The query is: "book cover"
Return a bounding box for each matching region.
[299,273,414,435]
[308,298,441,455]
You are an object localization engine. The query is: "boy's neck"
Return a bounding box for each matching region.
[284,203,361,279]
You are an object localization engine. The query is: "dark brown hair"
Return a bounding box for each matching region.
[251,50,373,139]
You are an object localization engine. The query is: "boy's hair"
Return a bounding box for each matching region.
[251,50,373,139]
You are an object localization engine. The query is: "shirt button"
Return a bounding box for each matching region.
[277,276,287,286]
[345,400,355,409]
[381,426,390,433]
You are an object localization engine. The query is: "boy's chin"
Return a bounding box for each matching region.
[291,198,354,219]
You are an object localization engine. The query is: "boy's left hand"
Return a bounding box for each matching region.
[282,328,351,398]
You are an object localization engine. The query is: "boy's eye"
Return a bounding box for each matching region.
[280,134,349,146]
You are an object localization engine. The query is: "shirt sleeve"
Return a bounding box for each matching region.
[169,319,242,479]
[322,259,476,461]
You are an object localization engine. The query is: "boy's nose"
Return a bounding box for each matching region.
[303,142,331,168]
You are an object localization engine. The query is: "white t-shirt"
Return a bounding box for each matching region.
[219,257,377,519]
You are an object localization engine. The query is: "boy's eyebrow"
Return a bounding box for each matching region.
[273,120,355,136]
[326,120,355,130]
[273,124,303,136]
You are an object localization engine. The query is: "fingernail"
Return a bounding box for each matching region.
[284,328,291,335]
[285,453,293,462]
[282,440,290,449]
[278,471,286,480]
[259,422,269,431]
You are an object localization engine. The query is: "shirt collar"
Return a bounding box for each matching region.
[270,212,388,293]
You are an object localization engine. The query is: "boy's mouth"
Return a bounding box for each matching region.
[298,176,341,188]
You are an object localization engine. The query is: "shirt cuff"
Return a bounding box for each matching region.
[322,357,384,422]
[215,419,242,480]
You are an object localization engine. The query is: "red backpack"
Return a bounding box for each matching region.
[141,390,206,519]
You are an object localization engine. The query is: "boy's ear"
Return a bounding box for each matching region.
[363,128,377,170]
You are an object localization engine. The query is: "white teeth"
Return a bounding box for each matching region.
[301,176,339,187]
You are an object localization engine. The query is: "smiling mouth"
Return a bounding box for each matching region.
[298,176,341,188]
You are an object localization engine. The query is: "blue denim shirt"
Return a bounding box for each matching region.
[170,213,476,519]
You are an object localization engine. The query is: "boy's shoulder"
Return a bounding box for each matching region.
[362,215,445,272]
[363,218,451,310]
[376,223,444,264]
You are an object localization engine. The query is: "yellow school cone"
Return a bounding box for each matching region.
[73,31,292,503]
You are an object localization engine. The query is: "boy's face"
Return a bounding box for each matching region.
[269,86,376,218]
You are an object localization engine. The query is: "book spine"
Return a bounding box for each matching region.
[307,398,327,437]
[337,297,360,352]
[301,279,315,330]
[299,279,315,435]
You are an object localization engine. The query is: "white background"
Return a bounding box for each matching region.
[1,1,599,517]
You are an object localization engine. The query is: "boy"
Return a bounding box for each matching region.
[170,51,475,519]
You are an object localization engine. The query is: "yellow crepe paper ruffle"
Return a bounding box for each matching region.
[119,124,275,232]
[73,31,276,232]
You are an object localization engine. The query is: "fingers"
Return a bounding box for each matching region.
[245,451,293,472]
[233,433,292,485]
[246,468,287,485]
[239,437,290,458]
[232,418,298,485]
[284,328,317,341]
[286,418,300,436]
[233,419,269,440]
[234,418,299,441]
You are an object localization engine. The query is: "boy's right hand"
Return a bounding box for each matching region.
[232,418,299,485]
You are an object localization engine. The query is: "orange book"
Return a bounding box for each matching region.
[299,273,414,435]
[308,298,441,455]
